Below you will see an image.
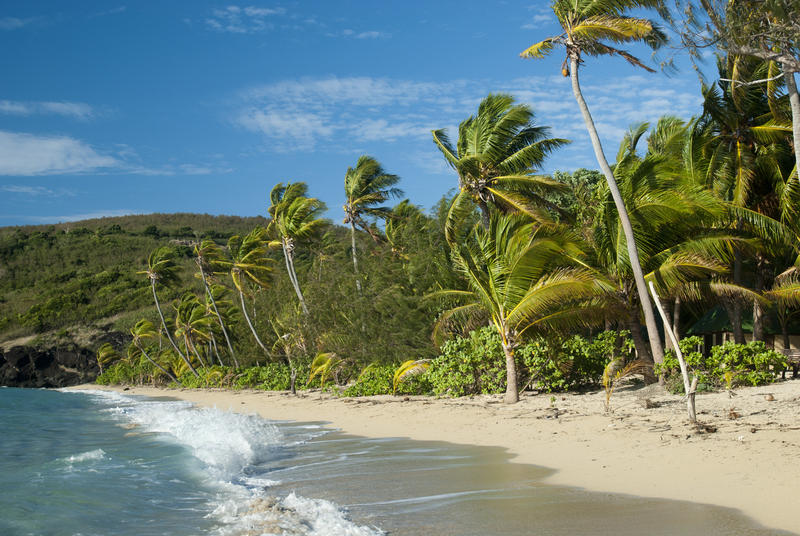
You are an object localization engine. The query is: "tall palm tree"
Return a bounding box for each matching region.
[433,214,606,403]
[432,93,570,239]
[267,182,327,315]
[173,292,216,368]
[343,155,403,292]
[521,0,668,368]
[138,247,198,377]
[219,228,273,356]
[195,239,238,367]
[129,318,181,385]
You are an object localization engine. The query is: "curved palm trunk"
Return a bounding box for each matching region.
[569,56,664,373]
[282,239,310,315]
[237,289,270,356]
[785,71,800,184]
[185,333,206,368]
[138,343,182,386]
[151,280,198,377]
[478,199,491,231]
[500,323,519,404]
[349,222,363,294]
[210,333,224,366]
[199,266,238,368]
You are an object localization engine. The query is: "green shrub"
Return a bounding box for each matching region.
[341,364,394,396]
[233,363,294,391]
[656,338,786,392]
[427,327,506,397]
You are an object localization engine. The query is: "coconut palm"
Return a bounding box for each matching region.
[129,318,181,385]
[432,213,607,403]
[343,155,403,292]
[173,292,216,368]
[521,0,668,367]
[96,343,119,375]
[267,182,327,315]
[138,247,198,377]
[195,240,239,368]
[432,93,570,239]
[219,228,273,356]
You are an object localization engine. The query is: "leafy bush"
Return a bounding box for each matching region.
[341,364,394,396]
[657,338,787,392]
[521,331,631,392]
[233,363,294,391]
[427,327,507,397]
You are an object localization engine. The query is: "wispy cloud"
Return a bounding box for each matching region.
[0,131,119,175]
[0,100,96,120]
[32,209,142,224]
[327,29,390,39]
[205,5,286,33]
[0,17,37,30]
[89,6,127,18]
[0,184,73,197]
[233,72,704,172]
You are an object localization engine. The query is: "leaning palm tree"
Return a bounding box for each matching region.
[520,0,668,367]
[129,318,181,385]
[432,93,570,240]
[343,155,403,292]
[195,240,238,367]
[173,292,216,368]
[432,214,607,403]
[218,228,274,356]
[138,247,198,377]
[267,182,327,315]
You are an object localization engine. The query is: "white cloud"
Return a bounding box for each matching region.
[0,131,119,175]
[0,17,36,30]
[0,185,58,196]
[205,5,286,33]
[90,6,127,18]
[34,209,142,224]
[0,100,95,119]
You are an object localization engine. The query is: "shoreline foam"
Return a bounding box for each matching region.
[68,381,800,534]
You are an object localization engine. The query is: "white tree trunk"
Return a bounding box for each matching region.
[151,281,198,377]
[238,289,270,356]
[350,222,363,294]
[650,282,696,422]
[785,71,800,184]
[200,265,238,368]
[282,240,310,315]
[569,56,664,371]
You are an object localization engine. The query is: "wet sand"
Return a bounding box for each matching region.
[70,380,800,534]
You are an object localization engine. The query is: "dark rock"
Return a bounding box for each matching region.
[0,344,101,388]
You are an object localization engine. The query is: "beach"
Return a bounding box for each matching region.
[71,380,800,534]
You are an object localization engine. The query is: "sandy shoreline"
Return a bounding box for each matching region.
[69,381,800,534]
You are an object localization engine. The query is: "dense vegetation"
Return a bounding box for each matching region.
[5,1,800,402]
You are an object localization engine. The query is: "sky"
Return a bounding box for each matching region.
[0,1,709,227]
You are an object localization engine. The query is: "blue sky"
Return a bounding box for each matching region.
[0,1,706,227]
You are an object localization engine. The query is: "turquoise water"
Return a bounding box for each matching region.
[0,388,792,536]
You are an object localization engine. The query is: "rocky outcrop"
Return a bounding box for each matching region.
[0,344,99,388]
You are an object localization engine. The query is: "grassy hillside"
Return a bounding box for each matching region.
[0,213,267,344]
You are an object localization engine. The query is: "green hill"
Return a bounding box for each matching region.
[0,213,268,345]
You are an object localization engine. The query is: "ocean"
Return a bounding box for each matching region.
[0,387,791,536]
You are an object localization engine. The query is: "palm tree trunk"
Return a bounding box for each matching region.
[237,289,270,356]
[210,333,224,366]
[200,267,238,368]
[501,325,519,404]
[786,70,800,184]
[628,308,656,383]
[151,281,198,377]
[753,257,765,342]
[139,343,181,385]
[185,333,206,368]
[569,56,664,371]
[478,199,491,230]
[731,248,745,344]
[282,240,310,315]
[673,296,682,342]
[350,222,363,294]
[662,297,674,352]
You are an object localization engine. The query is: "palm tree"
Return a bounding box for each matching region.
[195,239,238,368]
[219,228,273,356]
[173,292,216,368]
[432,214,606,403]
[129,318,181,385]
[432,93,570,239]
[521,0,668,368]
[267,182,327,315]
[138,247,198,377]
[343,155,403,292]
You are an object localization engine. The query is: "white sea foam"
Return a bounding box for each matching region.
[71,390,383,535]
[64,448,106,464]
